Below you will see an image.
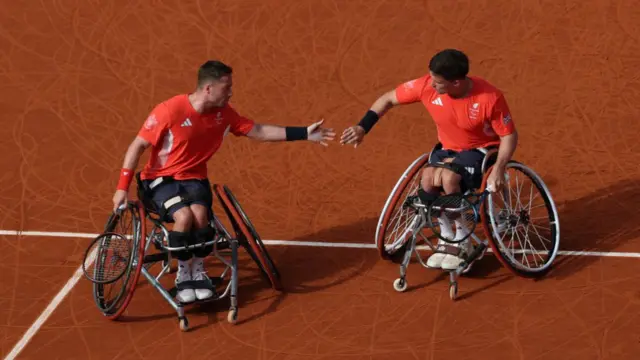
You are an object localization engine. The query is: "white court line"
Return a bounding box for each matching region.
[3,237,98,360]
[2,228,640,360]
[3,229,640,257]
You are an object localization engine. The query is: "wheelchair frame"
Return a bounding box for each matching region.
[376,143,560,300]
[89,174,281,332]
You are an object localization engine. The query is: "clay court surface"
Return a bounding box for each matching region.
[2,0,640,359]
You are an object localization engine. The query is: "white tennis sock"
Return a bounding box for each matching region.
[454,220,470,241]
[192,257,205,272]
[438,216,454,241]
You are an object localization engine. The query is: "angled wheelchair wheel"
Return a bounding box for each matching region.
[375,154,431,259]
[480,161,560,277]
[213,184,282,291]
[91,201,146,319]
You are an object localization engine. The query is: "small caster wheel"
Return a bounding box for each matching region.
[449,283,458,301]
[393,278,408,292]
[179,317,189,332]
[227,308,238,324]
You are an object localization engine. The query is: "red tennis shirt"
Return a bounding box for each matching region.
[395,75,515,151]
[137,94,255,180]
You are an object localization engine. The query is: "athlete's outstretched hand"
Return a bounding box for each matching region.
[340,125,366,148]
[307,119,336,146]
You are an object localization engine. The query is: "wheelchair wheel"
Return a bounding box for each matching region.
[480,161,560,277]
[213,184,282,291]
[92,201,146,320]
[375,154,430,259]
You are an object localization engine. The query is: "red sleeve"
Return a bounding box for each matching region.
[138,104,170,146]
[227,106,255,136]
[489,94,516,136]
[394,75,429,104]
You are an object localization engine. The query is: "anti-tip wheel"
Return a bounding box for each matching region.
[227,308,238,324]
[393,278,408,292]
[179,317,189,332]
[449,283,458,301]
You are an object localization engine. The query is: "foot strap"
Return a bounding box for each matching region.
[175,277,223,291]
[434,244,472,258]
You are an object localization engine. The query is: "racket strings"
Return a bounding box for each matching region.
[428,195,478,242]
[95,235,133,282]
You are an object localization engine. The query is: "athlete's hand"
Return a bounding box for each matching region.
[307,119,336,146]
[112,190,128,212]
[340,125,365,148]
[486,167,505,193]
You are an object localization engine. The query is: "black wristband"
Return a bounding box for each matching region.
[285,126,308,141]
[357,110,379,134]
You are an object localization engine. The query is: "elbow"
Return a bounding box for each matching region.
[372,90,397,114]
[246,124,264,141]
[129,137,150,155]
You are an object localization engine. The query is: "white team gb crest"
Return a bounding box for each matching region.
[144,114,158,129]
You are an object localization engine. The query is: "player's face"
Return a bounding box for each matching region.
[429,72,453,94]
[206,75,233,107]
[429,72,463,95]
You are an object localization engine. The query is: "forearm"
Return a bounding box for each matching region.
[248,123,308,142]
[116,138,149,191]
[369,92,396,117]
[493,132,518,169]
[250,124,286,141]
[122,142,146,170]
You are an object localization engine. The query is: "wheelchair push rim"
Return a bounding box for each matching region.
[213,184,282,291]
[92,201,146,319]
[375,153,431,258]
[480,161,560,276]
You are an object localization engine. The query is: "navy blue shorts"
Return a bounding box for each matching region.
[428,149,486,190]
[142,178,212,218]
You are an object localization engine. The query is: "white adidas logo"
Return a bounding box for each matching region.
[431,97,443,106]
[181,118,192,127]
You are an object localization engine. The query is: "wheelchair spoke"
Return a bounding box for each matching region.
[529,223,554,244]
[512,229,530,268]
[518,226,544,266]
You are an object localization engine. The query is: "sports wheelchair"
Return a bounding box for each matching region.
[375,143,560,300]
[82,173,282,331]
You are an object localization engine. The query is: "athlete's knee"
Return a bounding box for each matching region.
[421,166,442,189]
[172,207,194,230]
[441,170,462,193]
[189,204,210,228]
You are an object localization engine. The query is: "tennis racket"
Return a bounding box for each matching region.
[427,186,494,243]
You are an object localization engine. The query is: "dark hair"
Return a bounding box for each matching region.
[197,60,233,87]
[428,49,469,81]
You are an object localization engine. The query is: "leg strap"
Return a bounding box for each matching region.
[417,189,439,206]
[193,226,215,245]
[169,231,191,248]
[147,176,211,221]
